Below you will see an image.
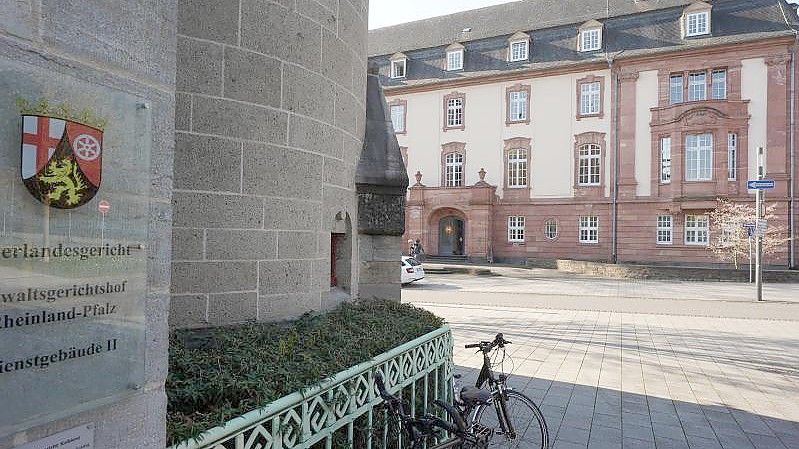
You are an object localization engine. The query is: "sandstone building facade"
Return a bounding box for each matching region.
[370,0,799,268]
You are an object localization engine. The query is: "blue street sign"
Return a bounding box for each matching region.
[747,180,775,189]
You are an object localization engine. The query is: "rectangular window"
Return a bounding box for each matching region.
[657,215,673,245]
[686,11,710,37]
[447,98,463,127]
[660,137,672,184]
[581,29,601,52]
[508,91,528,122]
[446,50,463,71]
[390,104,405,133]
[670,74,684,104]
[509,41,529,62]
[711,69,727,100]
[686,133,712,181]
[685,214,709,246]
[391,59,406,79]
[578,144,601,186]
[688,72,707,101]
[580,82,601,116]
[579,216,599,244]
[727,133,737,180]
[444,152,464,187]
[507,149,528,187]
[508,216,525,242]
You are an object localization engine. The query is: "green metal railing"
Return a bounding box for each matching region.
[169,325,453,449]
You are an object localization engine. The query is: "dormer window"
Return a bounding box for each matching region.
[445,43,464,71]
[683,2,712,37]
[686,11,709,36]
[507,32,530,62]
[578,21,603,52]
[390,53,407,79]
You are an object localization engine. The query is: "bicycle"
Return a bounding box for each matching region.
[375,333,548,449]
[458,333,549,449]
[375,374,493,448]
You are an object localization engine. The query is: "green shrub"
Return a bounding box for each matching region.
[167,299,444,446]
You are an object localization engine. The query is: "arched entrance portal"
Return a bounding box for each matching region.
[438,216,465,256]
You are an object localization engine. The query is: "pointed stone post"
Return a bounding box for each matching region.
[356,64,410,300]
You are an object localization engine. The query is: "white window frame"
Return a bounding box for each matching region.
[670,74,684,104]
[580,28,602,52]
[446,98,464,128]
[509,40,529,62]
[446,50,463,71]
[657,215,673,245]
[578,144,601,186]
[508,216,525,242]
[445,152,464,187]
[685,133,712,181]
[544,219,559,240]
[727,133,737,181]
[580,81,601,116]
[684,214,709,246]
[579,216,599,244]
[711,69,727,100]
[688,72,707,101]
[507,148,528,188]
[390,104,405,133]
[390,58,407,79]
[508,90,528,122]
[660,137,672,184]
[686,11,710,37]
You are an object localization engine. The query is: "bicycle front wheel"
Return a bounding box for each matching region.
[472,390,549,449]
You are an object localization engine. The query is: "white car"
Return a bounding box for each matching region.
[401,256,425,284]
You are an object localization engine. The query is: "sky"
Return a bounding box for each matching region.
[368,0,518,29]
[369,0,799,30]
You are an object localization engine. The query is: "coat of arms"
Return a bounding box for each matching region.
[20,114,103,209]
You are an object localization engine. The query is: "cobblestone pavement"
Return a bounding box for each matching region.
[404,278,799,449]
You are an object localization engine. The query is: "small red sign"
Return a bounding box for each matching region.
[98,200,110,214]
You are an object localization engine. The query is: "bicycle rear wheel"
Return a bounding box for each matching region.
[472,390,549,449]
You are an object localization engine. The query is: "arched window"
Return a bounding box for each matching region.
[445,152,464,187]
[507,148,528,187]
[578,144,601,186]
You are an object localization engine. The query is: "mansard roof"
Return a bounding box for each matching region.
[368,0,798,88]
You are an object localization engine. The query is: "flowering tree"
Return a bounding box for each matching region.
[708,198,790,269]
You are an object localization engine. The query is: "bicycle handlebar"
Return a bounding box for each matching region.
[464,333,513,352]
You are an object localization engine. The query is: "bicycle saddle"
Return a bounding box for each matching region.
[460,386,491,405]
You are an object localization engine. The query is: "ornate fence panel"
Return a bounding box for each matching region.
[169,326,453,449]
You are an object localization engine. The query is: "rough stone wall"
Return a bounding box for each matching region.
[0,1,176,448]
[171,0,369,327]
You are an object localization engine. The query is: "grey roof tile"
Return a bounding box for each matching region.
[369,0,798,88]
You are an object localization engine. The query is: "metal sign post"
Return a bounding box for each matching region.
[752,148,769,301]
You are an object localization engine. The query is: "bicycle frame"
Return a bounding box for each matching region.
[470,348,517,439]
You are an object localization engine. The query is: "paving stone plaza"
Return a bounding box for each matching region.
[409,275,799,449]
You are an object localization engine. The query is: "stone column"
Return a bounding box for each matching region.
[617,70,640,199]
[356,71,410,300]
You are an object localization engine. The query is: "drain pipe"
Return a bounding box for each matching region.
[608,54,619,264]
[778,0,797,269]
[790,44,796,269]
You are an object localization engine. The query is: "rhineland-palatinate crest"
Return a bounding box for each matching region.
[20,115,103,209]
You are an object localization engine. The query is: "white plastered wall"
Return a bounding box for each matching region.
[635,70,659,197]
[395,69,612,200]
[741,58,768,187]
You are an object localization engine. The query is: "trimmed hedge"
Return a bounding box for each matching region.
[166,300,444,445]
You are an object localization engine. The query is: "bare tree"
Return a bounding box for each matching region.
[708,198,790,269]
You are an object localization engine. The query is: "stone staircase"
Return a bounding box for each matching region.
[423,255,468,264]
